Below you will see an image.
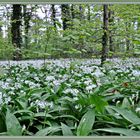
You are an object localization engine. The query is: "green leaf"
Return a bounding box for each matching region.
[61,123,73,136]
[28,88,45,98]
[77,109,95,136]
[35,126,61,136]
[89,94,108,113]
[107,106,140,125]
[15,99,28,110]
[121,98,131,109]
[13,110,33,115]
[54,115,78,121]
[48,106,68,114]
[96,128,140,136]
[6,109,22,136]
[34,112,53,119]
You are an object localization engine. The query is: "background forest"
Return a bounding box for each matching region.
[0,4,140,136]
[0,4,140,63]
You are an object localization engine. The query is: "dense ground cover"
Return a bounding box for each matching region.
[0,59,140,136]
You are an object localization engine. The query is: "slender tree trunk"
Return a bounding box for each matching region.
[61,4,70,30]
[23,5,31,48]
[87,5,90,21]
[34,5,39,46]
[0,25,2,37]
[108,6,114,53]
[71,4,75,19]
[138,20,140,30]
[101,5,109,66]
[51,4,56,29]
[126,22,130,51]
[79,5,83,20]
[11,4,22,60]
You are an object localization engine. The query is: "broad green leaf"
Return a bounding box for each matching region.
[15,99,28,110]
[27,88,45,98]
[35,126,61,136]
[121,98,131,109]
[107,106,140,125]
[13,110,33,115]
[34,112,53,119]
[77,109,95,136]
[104,93,124,101]
[89,94,108,113]
[54,115,78,121]
[48,107,68,113]
[6,109,22,136]
[61,123,73,136]
[96,128,140,136]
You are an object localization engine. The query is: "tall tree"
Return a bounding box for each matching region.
[61,4,71,30]
[108,6,114,53]
[79,4,84,20]
[101,5,109,66]
[87,5,91,21]
[51,4,56,29]
[23,5,32,48]
[71,4,75,19]
[125,22,131,51]
[11,4,22,60]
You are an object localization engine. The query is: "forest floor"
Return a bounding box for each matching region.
[0,58,140,67]
[0,58,140,136]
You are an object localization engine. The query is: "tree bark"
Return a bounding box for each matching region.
[101,5,109,66]
[11,4,22,60]
[51,4,56,29]
[79,5,83,20]
[87,5,90,21]
[71,4,75,19]
[23,5,32,48]
[61,4,70,30]
[125,22,131,51]
[108,6,114,53]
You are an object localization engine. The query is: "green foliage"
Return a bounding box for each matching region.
[61,123,73,136]
[0,4,139,59]
[0,37,14,60]
[6,109,22,136]
[0,60,139,136]
[77,109,95,136]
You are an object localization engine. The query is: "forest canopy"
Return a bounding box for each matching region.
[0,4,139,63]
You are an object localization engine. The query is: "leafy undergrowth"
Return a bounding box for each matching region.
[0,60,140,136]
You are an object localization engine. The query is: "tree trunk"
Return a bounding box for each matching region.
[11,4,22,60]
[71,4,75,19]
[101,5,109,66]
[23,5,31,48]
[0,25,2,37]
[61,4,70,30]
[108,6,114,53]
[87,5,90,21]
[126,22,130,51]
[51,4,56,29]
[79,5,83,20]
